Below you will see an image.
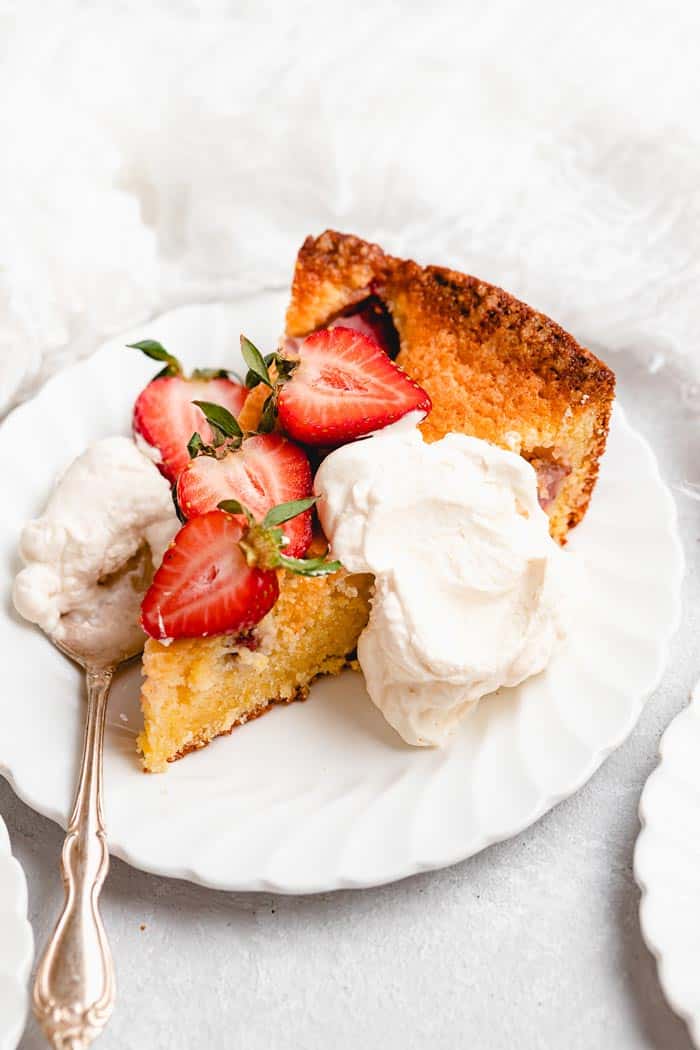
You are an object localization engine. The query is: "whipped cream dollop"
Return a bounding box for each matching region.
[315,416,571,746]
[13,436,179,661]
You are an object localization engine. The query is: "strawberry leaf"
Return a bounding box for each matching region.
[274,355,298,383]
[245,354,275,389]
[216,496,338,575]
[187,432,206,459]
[278,553,342,577]
[127,339,182,377]
[241,336,272,388]
[217,499,255,525]
[191,367,231,381]
[263,496,318,528]
[257,393,278,434]
[192,401,243,440]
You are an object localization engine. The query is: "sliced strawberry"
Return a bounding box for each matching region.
[141,498,340,640]
[140,510,279,640]
[329,296,399,358]
[276,327,431,446]
[134,376,247,483]
[176,433,313,556]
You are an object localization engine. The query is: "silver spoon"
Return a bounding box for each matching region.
[31,551,150,1049]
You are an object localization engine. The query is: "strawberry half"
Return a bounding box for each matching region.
[329,296,399,358]
[276,327,431,446]
[141,511,279,640]
[141,500,341,640]
[129,340,247,483]
[176,432,313,556]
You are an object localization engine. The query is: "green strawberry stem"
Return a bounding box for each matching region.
[217,497,341,577]
[240,333,299,436]
[127,340,236,383]
[188,400,244,458]
[127,339,183,377]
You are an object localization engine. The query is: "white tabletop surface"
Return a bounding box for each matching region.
[2,353,696,1050]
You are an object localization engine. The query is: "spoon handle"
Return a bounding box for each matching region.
[33,667,116,1050]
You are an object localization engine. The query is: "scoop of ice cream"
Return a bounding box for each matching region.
[14,436,179,658]
[315,416,571,746]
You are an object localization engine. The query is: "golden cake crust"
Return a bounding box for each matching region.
[138,563,372,772]
[286,230,615,539]
[167,688,309,763]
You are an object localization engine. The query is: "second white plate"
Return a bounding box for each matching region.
[0,295,683,893]
[636,684,700,1047]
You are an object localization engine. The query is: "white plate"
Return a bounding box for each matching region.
[636,685,700,1046]
[0,814,33,1050]
[0,295,683,893]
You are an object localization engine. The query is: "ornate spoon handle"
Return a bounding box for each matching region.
[33,668,116,1049]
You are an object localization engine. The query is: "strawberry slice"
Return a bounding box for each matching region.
[134,377,247,483]
[276,327,431,446]
[329,296,399,358]
[176,432,313,556]
[141,501,340,640]
[141,511,278,640]
[130,340,246,483]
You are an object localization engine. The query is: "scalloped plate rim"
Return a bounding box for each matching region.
[0,298,684,895]
[635,689,700,1046]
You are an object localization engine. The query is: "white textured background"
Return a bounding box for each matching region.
[2,1,700,1047]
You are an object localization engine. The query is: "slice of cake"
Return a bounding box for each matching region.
[138,559,371,772]
[287,230,615,541]
[137,231,615,770]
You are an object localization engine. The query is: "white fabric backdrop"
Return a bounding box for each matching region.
[2,0,699,420]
